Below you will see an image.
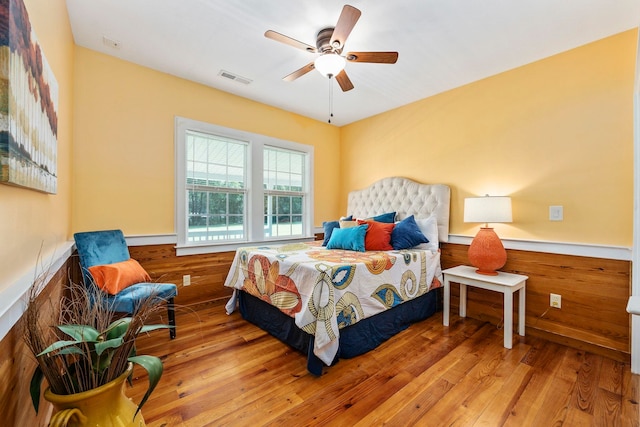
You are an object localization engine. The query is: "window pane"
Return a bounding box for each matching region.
[277,151,289,172]
[193,139,207,161]
[229,194,244,215]
[276,172,288,191]
[209,214,226,227]
[187,189,246,242]
[188,214,207,227]
[208,140,226,164]
[228,166,244,187]
[208,193,227,214]
[291,155,303,174]
[277,196,291,215]
[229,215,243,226]
[187,130,246,190]
[189,190,208,215]
[292,196,303,215]
[263,148,306,192]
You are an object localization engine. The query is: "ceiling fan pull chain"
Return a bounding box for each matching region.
[328,76,334,124]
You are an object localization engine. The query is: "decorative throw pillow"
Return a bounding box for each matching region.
[414,215,439,252]
[326,224,369,252]
[391,215,429,250]
[322,220,341,246]
[339,220,358,228]
[357,219,394,251]
[88,258,151,295]
[371,212,396,223]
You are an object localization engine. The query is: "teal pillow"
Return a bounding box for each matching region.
[326,224,369,252]
[391,215,429,250]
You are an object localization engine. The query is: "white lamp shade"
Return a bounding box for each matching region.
[314,53,346,77]
[464,196,512,224]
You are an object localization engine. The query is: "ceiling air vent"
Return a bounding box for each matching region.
[218,70,252,85]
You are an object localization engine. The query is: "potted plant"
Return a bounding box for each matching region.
[23,271,171,426]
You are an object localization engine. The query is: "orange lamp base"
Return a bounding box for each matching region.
[468,227,507,276]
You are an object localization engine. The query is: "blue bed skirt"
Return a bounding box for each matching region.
[238,289,440,375]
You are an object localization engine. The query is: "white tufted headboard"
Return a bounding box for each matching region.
[346,177,451,242]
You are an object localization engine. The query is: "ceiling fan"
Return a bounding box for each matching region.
[265,4,398,92]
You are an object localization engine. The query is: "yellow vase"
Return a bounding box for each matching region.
[44,363,146,427]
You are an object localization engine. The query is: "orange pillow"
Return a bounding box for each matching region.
[88,258,151,295]
[357,219,395,251]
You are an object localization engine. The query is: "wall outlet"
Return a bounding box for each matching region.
[550,293,561,308]
[183,274,191,286]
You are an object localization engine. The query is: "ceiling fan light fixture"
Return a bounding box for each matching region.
[314,53,346,78]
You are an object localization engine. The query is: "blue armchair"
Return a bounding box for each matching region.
[73,229,177,339]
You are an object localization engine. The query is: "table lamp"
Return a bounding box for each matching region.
[464,195,512,276]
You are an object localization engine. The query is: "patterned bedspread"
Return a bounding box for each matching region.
[224,241,442,365]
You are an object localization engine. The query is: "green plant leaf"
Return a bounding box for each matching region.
[128,355,163,418]
[96,349,116,372]
[57,346,85,356]
[94,336,124,356]
[29,365,44,413]
[106,318,132,339]
[38,339,82,357]
[58,324,100,342]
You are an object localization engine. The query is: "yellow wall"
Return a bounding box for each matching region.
[0,4,635,295]
[72,47,340,235]
[340,30,637,247]
[0,0,74,288]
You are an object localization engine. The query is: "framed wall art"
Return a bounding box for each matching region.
[0,0,58,194]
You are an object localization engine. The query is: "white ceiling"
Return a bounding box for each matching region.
[65,0,639,127]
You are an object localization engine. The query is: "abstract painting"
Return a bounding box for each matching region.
[0,0,58,194]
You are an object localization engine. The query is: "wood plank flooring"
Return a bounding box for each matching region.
[128,301,639,426]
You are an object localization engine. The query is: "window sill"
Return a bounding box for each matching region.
[175,236,316,256]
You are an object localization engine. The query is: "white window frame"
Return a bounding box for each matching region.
[175,117,314,255]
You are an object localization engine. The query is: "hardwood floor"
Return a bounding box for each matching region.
[129,300,639,426]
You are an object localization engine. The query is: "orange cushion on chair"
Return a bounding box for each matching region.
[88,258,151,295]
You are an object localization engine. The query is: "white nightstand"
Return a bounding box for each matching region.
[442,265,528,349]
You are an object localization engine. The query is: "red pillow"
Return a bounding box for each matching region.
[88,258,151,295]
[357,219,395,251]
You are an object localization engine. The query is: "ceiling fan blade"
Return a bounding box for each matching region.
[265,30,317,53]
[283,62,315,82]
[346,51,399,64]
[330,5,361,51]
[335,70,354,92]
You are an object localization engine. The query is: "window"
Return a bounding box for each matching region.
[263,147,306,238]
[175,117,314,255]
[185,131,247,242]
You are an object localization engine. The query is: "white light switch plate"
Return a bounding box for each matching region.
[549,205,563,221]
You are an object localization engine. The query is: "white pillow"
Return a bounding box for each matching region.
[414,215,439,252]
[339,220,358,229]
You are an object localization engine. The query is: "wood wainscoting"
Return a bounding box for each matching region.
[0,258,74,426]
[127,240,632,362]
[440,243,631,362]
[128,244,236,307]
[0,239,632,425]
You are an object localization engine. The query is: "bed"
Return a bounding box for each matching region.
[224,177,451,375]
